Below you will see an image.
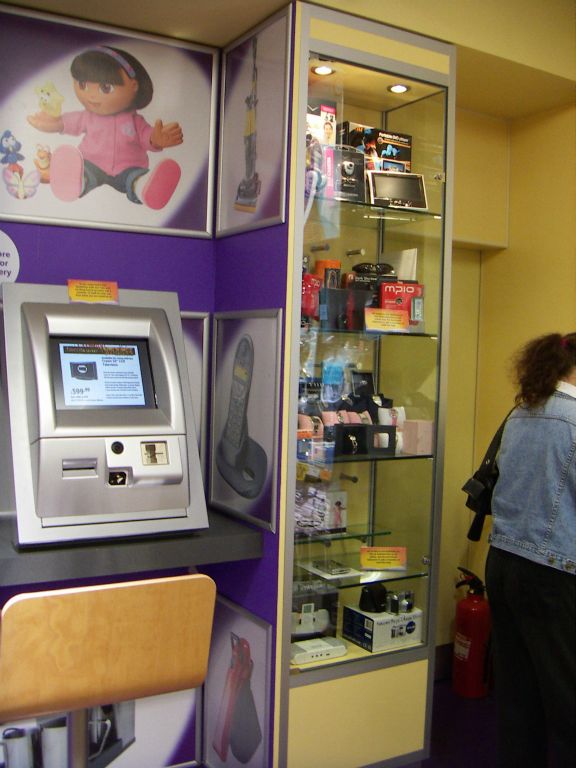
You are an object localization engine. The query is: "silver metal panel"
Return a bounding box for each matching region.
[0,282,208,545]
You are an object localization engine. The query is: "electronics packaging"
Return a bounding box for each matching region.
[322,146,365,202]
[342,606,423,652]
[338,122,412,171]
[292,579,338,640]
[294,483,347,534]
[379,281,425,331]
[290,636,347,664]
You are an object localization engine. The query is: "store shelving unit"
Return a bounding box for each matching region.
[281,6,455,766]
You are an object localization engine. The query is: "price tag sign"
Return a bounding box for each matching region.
[364,307,409,333]
[360,546,407,571]
[68,279,119,304]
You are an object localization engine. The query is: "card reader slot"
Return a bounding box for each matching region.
[62,458,98,478]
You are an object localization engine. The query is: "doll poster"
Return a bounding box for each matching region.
[0,7,217,236]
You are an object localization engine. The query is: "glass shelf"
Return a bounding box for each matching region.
[294,559,429,589]
[310,195,443,227]
[294,523,392,545]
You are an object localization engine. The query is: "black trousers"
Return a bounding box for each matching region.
[485,547,576,768]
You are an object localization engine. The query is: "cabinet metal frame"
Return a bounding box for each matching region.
[278,4,455,766]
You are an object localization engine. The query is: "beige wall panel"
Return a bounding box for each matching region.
[453,109,509,248]
[477,104,576,447]
[288,661,428,767]
[313,0,576,80]
[437,247,482,644]
[469,103,576,575]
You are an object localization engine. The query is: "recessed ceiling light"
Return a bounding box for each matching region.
[388,84,410,94]
[312,64,334,76]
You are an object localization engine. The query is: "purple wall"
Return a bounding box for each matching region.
[1,220,215,310]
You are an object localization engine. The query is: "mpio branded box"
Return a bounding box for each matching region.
[379,281,424,330]
[342,605,423,652]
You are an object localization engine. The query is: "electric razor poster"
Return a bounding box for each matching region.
[0,7,217,236]
[210,311,281,531]
[216,9,290,236]
[203,597,272,768]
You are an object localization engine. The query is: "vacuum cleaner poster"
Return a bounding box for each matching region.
[203,597,272,768]
[210,311,281,531]
[0,7,217,237]
[216,9,290,236]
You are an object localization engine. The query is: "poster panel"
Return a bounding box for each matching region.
[210,310,282,531]
[0,7,217,237]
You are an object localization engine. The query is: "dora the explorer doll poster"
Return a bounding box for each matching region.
[0,7,217,236]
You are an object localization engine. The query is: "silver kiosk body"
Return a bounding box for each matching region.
[0,282,208,545]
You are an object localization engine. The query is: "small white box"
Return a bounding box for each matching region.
[342,606,423,652]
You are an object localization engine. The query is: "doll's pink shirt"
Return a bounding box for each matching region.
[60,110,160,176]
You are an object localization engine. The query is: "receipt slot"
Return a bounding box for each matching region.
[0,282,208,545]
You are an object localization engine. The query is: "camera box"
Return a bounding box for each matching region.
[322,146,365,202]
[342,605,423,652]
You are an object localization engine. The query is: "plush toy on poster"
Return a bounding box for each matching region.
[1,130,40,200]
[27,46,183,210]
[0,130,25,175]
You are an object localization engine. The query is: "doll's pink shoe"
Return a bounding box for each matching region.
[50,145,84,202]
[141,159,181,210]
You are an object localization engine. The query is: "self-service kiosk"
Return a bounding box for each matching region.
[0,282,208,545]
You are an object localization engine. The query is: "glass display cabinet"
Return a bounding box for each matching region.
[286,9,454,681]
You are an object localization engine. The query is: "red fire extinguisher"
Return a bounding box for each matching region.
[452,566,491,698]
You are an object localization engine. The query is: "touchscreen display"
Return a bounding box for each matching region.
[50,337,156,409]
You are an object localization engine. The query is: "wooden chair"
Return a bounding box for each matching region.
[0,573,216,767]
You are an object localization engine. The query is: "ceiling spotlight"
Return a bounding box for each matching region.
[312,64,334,76]
[388,83,410,94]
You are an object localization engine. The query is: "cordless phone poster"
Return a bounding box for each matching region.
[0,7,216,236]
[210,311,281,530]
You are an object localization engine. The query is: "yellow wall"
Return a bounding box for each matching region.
[476,103,576,440]
[437,245,481,645]
[466,102,576,576]
[312,0,576,80]
[443,102,576,628]
[288,661,428,767]
[453,110,509,248]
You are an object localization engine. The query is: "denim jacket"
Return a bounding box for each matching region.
[490,387,576,574]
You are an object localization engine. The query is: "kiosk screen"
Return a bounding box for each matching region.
[50,337,157,410]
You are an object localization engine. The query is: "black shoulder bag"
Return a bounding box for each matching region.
[462,413,510,541]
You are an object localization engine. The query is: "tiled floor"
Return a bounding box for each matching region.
[404,679,498,767]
